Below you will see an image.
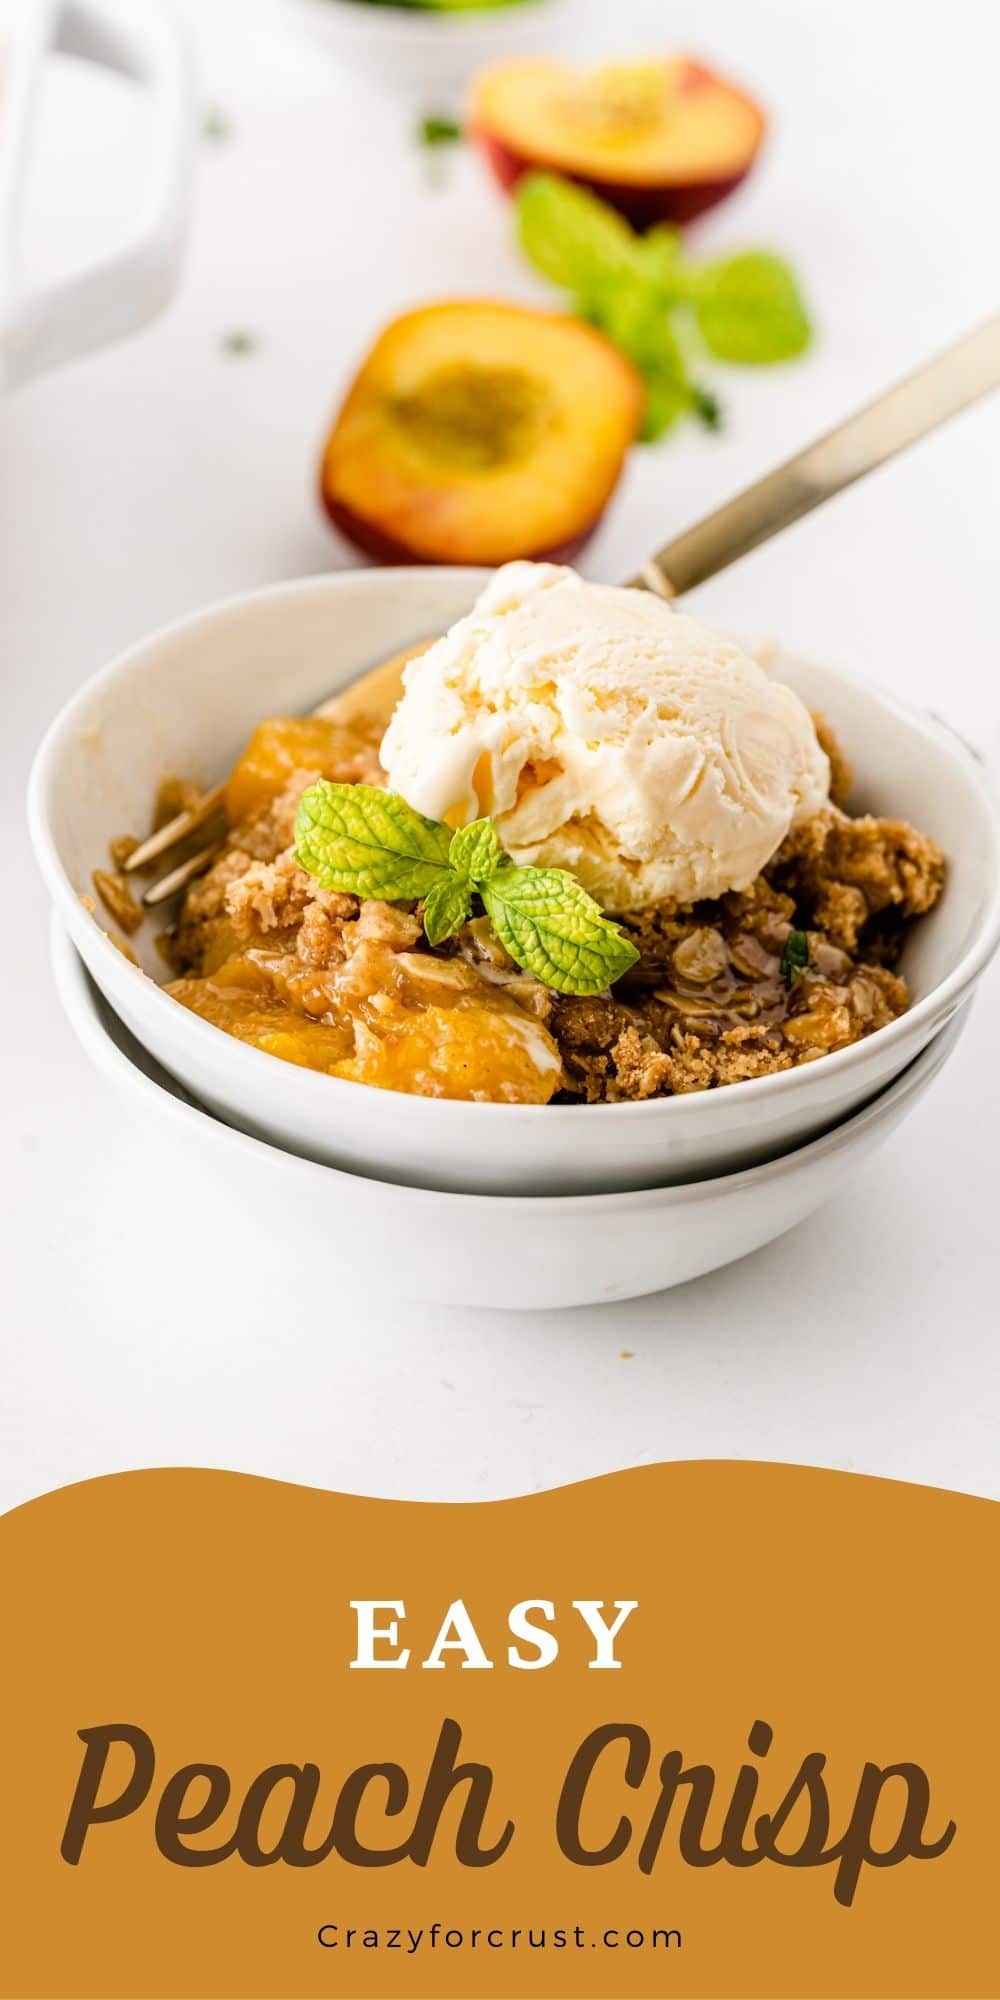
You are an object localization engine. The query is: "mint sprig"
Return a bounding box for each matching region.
[515,172,811,441]
[294,784,639,997]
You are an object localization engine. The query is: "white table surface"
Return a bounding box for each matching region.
[2,0,998,1515]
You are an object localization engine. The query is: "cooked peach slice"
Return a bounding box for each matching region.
[167,962,356,1073]
[224,715,380,824]
[471,57,766,227]
[319,301,642,567]
[168,949,563,1104]
[333,955,563,1103]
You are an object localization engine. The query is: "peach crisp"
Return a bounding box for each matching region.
[119,701,946,1108]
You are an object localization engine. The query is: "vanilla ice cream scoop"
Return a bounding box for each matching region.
[380,563,830,911]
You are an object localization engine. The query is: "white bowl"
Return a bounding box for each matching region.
[51,919,967,1310]
[28,569,1000,1196]
[286,0,572,99]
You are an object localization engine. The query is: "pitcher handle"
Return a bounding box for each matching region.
[0,0,194,391]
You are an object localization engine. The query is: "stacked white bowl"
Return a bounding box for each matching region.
[29,571,1000,1308]
[285,0,573,99]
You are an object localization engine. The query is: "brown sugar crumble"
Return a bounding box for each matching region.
[124,709,944,1106]
[549,833,933,1102]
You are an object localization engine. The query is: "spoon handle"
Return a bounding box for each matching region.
[634,314,1000,599]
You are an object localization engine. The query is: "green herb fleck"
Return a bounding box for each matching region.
[221,330,258,356]
[781,928,810,984]
[203,105,231,143]
[418,113,463,148]
[691,384,723,430]
[294,783,639,996]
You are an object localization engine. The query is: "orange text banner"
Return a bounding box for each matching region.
[0,1463,996,1999]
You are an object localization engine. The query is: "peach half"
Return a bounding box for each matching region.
[319,301,642,568]
[470,56,766,228]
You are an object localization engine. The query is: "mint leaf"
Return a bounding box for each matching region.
[516,171,638,295]
[596,273,679,366]
[582,276,696,441]
[423,875,473,946]
[694,252,812,364]
[482,869,640,996]
[782,928,810,984]
[295,782,453,899]
[514,178,720,443]
[641,367,696,442]
[449,817,505,885]
[637,222,687,296]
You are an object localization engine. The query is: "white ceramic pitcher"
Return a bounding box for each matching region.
[0,0,193,390]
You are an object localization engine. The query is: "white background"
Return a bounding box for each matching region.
[2,0,998,1512]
